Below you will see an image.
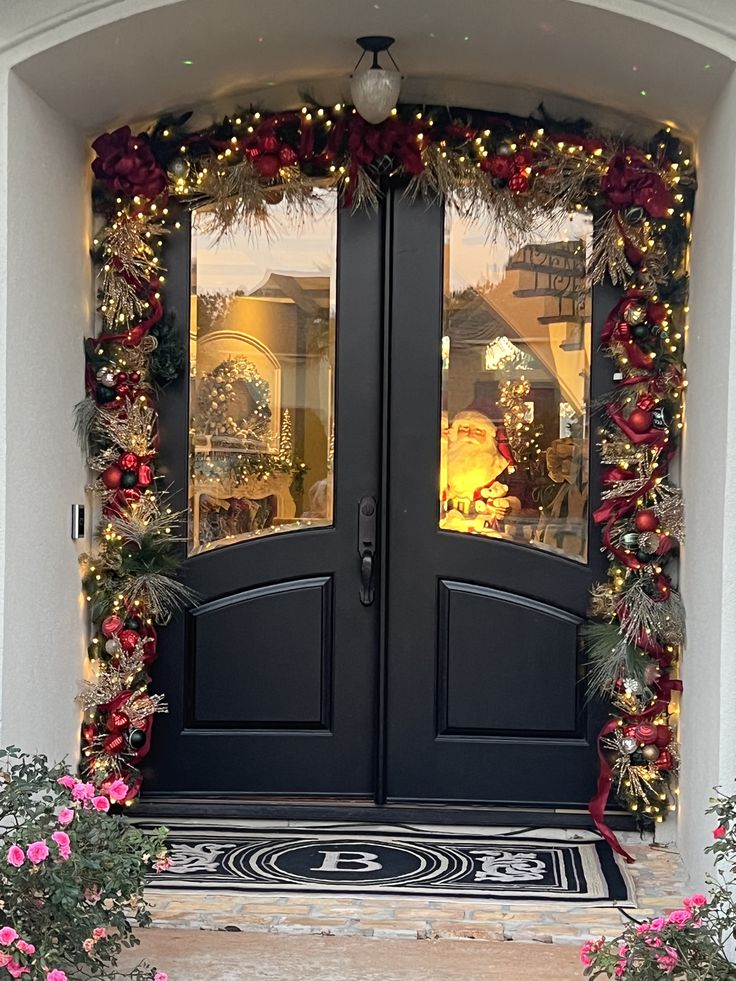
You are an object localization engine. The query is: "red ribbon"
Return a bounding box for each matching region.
[590,718,635,863]
[590,676,682,862]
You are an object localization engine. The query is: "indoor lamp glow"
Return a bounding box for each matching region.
[350,36,402,125]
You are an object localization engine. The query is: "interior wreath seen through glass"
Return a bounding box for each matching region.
[440,203,592,563]
[188,189,337,555]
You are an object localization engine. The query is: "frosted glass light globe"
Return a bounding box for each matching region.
[350,67,402,124]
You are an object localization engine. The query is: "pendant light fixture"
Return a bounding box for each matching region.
[350,36,402,125]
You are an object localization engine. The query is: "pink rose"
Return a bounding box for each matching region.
[667,908,691,927]
[51,831,71,861]
[6,846,24,868]
[57,775,76,790]
[713,825,727,839]
[650,917,666,932]
[0,929,18,946]
[7,960,29,978]
[683,893,707,909]
[15,942,34,955]
[82,939,95,954]
[71,782,95,802]
[26,841,49,864]
[0,954,11,968]
[91,796,110,813]
[154,974,168,981]
[84,887,101,904]
[91,928,107,940]
[57,808,75,826]
[655,946,679,972]
[46,971,69,981]
[106,779,129,802]
[153,854,172,873]
[635,923,650,934]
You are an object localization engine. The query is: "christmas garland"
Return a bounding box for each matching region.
[81,103,693,844]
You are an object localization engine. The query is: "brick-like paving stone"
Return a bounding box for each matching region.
[145,835,690,946]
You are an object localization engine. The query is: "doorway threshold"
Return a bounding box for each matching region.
[130,795,634,830]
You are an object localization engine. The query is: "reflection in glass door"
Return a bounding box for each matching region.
[440,204,592,563]
[188,190,337,554]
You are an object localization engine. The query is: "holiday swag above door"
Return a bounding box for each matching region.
[79,100,692,857]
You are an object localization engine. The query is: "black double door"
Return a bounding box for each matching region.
[146,188,610,814]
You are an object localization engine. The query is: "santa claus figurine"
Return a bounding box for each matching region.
[442,404,521,535]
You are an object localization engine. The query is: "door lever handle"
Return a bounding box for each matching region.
[359,549,375,605]
[358,496,377,606]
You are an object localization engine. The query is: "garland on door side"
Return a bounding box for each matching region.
[80,103,692,844]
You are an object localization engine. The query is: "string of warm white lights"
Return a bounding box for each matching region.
[81,104,692,849]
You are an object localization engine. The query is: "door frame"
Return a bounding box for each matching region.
[134,184,631,831]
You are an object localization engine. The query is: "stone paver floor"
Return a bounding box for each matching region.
[144,833,689,946]
[120,930,586,980]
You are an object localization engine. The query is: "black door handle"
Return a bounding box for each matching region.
[358,496,377,605]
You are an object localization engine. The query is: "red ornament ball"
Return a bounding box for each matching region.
[101,464,123,490]
[508,171,530,193]
[103,733,125,755]
[655,724,673,748]
[118,629,141,652]
[137,463,154,488]
[108,711,129,733]
[116,371,128,382]
[279,145,299,166]
[101,614,123,638]
[130,370,141,384]
[634,509,659,533]
[627,408,654,434]
[634,723,658,744]
[119,452,140,471]
[255,154,280,178]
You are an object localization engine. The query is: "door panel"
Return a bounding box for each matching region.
[189,577,333,728]
[384,190,613,806]
[437,581,581,735]
[143,200,384,797]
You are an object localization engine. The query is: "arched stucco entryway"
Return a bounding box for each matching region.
[1,0,735,892]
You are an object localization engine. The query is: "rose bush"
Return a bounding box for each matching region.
[0,746,168,980]
[581,785,736,979]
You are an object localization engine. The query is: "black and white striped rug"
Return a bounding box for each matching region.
[136,821,635,905]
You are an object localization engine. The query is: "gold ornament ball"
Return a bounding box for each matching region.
[641,744,661,762]
[623,303,647,326]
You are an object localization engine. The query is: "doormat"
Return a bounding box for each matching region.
[134,821,635,905]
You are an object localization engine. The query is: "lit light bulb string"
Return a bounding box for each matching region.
[83,104,693,811]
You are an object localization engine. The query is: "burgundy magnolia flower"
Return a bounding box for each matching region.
[91,126,167,201]
[601,146,673,217]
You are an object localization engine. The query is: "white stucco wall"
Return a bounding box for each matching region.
[0,70,89,762]
[681,66,736,887]
[1,0,735,891]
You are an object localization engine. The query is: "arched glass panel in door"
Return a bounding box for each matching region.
[440,204,593,563]
[188,189,337,554]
